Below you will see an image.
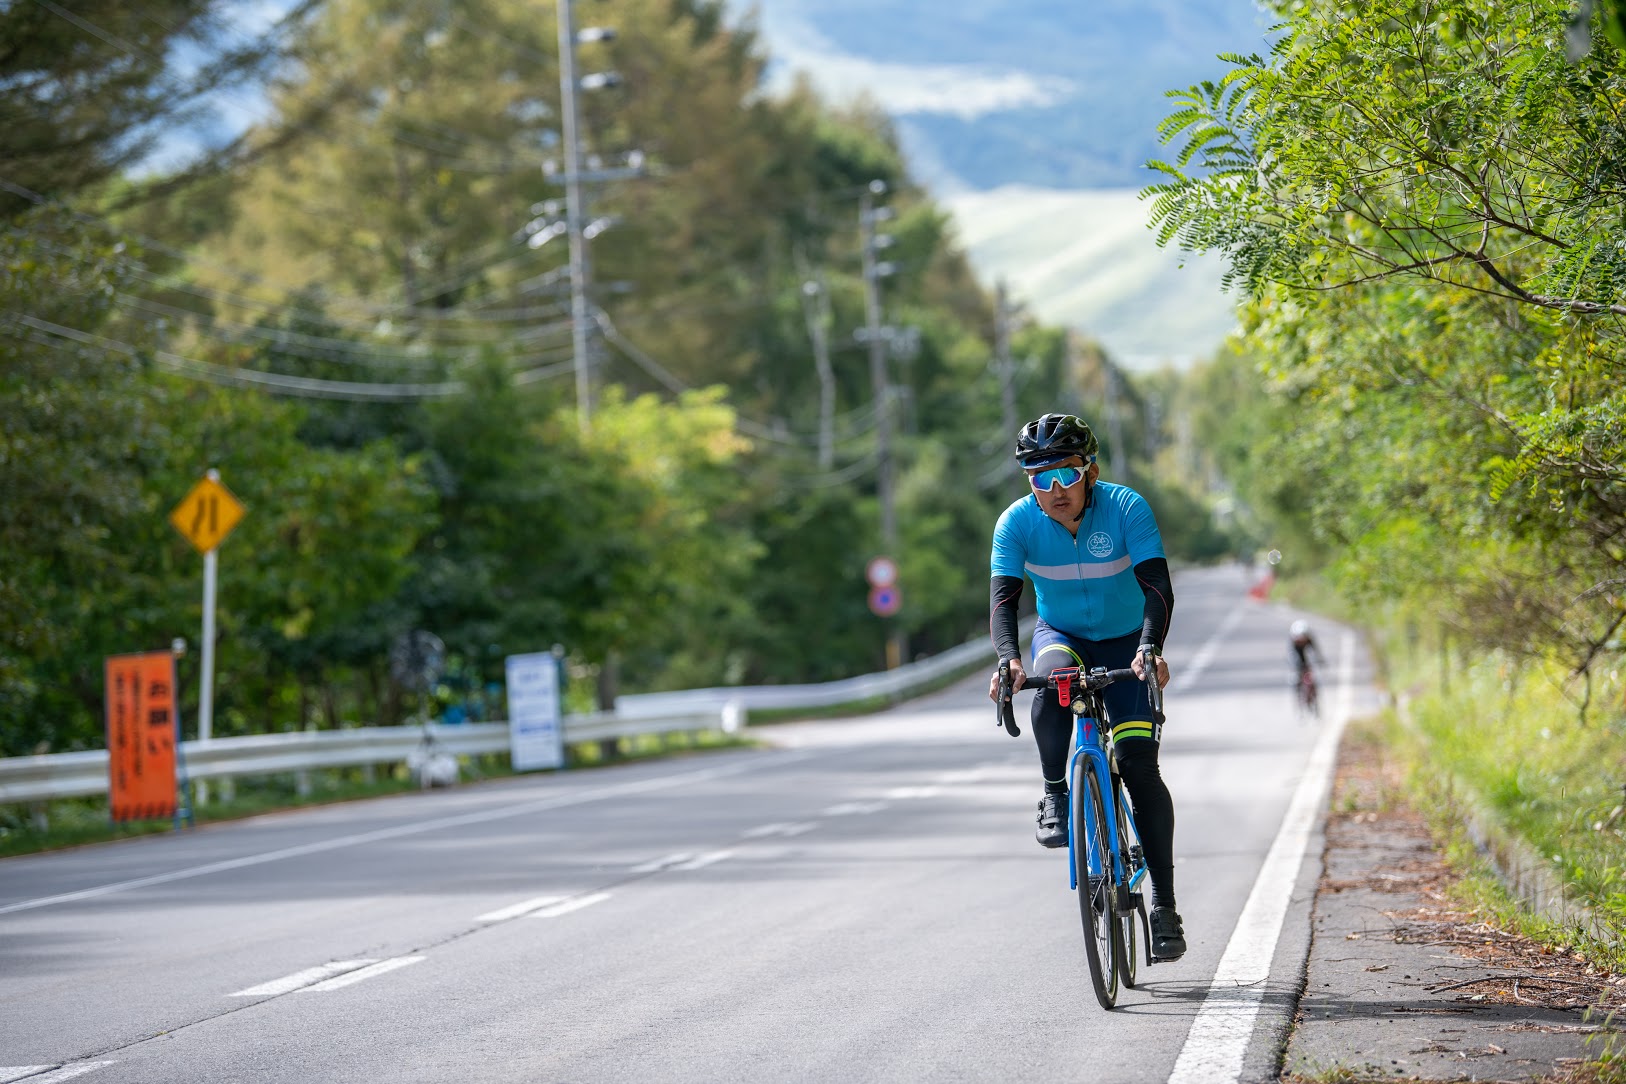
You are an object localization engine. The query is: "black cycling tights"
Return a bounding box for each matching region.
[1032,689,1177,910]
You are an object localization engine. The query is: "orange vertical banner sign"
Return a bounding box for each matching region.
[105,651,179,822]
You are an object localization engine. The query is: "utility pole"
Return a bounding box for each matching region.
[860,180,905,667]
[995,279,1016,439]
[555,1,622,432]
[557,0,592,430]
[800,274,836,470]
[1102,355,1125,479]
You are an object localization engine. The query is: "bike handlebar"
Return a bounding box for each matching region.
[1011,667,1138,692]
[996,661,1153,737]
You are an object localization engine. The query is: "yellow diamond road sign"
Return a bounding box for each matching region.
[170,476,245,554]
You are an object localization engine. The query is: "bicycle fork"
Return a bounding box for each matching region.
[1065,736,1119,895]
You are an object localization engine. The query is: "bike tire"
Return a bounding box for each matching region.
[1072,759,1119,1009]
[1115,796,1140,990]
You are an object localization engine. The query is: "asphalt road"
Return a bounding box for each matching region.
[0,565,1380,1083]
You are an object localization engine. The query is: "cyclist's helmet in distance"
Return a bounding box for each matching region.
[1291,620,1310,640]
[1015,413,1099,468]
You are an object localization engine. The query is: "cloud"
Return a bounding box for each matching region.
[762,16,1074,121]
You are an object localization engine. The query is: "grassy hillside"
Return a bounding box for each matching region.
[945,186,1239,369]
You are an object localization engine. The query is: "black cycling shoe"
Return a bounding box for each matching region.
[1150,906,1187,960]
[1035,791,1068,849]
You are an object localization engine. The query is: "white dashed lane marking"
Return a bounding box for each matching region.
[820,801,888,816]
[528,893,612,918]
[0,1065,114,1083]
[884,786,940,800]
[670,850,735,871]
[630,853,693,873]
[741,822,817,838]
[476,896,567,922]
[301,955,425,991]
[229,961,379,997]
[1167,604,1247,694]
[229,956,424,997]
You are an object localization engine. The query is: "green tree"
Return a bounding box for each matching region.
[1145,0,1626,675]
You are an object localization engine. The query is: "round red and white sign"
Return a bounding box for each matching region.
[868,584,902,617]
[865,556,898,588]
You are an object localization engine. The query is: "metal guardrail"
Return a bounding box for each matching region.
[0,624,1012,806]
[0,709,726,805]
[614,622,1025,719]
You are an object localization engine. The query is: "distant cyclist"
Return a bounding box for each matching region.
[986,412,1186,960]
[1290,620,1322,709]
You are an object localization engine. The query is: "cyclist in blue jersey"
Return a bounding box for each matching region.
[987,413,1186,960]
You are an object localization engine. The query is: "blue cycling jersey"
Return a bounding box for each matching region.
[990,481,1165,641]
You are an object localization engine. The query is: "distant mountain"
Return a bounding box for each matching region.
[747,0,1268,365]
[754,0,1273,191]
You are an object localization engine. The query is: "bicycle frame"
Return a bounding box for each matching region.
[1058,671,1144,899]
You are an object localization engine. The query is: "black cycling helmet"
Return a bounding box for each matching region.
[1014,413,1099,468]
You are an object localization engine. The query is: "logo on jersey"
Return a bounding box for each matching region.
[1086,531,1114,558]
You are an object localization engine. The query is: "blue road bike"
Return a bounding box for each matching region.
[996,660,1165,1008]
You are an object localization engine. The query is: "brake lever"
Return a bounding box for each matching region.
[1141,646,1166,721]
[996,660,1022,737]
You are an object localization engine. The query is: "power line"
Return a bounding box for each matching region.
[17,314,574,401]
[0,178,566,331]
[114,294,572,370]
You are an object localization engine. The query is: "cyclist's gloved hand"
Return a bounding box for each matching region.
[988,657,1027,702]
[1132,646,1170,690]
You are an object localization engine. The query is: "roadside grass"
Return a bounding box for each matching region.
[1381,642,1626,967]
[1393,699,1626,974]
[1271,572,1624,968]
[0,728,752,860]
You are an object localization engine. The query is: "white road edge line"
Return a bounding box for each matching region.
[229,960,377,997]
[0,1064,115,1083]
[300,955,425,992]
[1166,631,1356,1084]
[0,755,796,917]
[1167,603,1248,694]
[529,893,611,918]
[475,896,567,923]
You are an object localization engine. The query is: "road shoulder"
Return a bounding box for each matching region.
[1281,716,1623,1083]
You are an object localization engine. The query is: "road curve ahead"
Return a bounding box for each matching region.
[0,565,1379,1084]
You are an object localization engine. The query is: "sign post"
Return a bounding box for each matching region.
[506,651,565,772]
[169,469,246,804]
[865,555,904,668]
[105,651,179,823]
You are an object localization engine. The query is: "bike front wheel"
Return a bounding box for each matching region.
[1115,797,1142,989]
[1072,760,1120,1009]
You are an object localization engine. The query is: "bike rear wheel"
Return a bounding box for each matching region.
[1072,760,1120,1009]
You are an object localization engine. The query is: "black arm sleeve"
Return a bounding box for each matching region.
[1134,557,1174,651]
[990,575,1024,662]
